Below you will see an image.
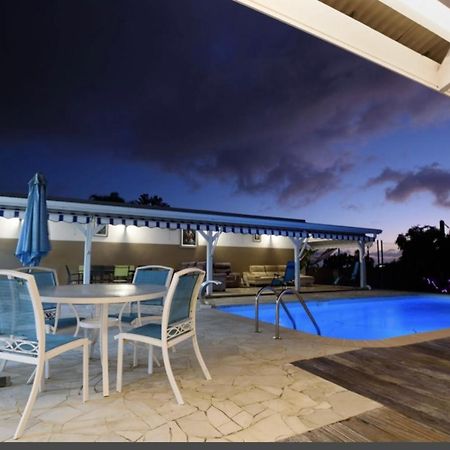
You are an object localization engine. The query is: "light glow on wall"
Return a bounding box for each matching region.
[0,217,21,238]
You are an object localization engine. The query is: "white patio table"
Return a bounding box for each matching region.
[39,283,166,397]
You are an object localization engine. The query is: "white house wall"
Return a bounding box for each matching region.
[0,217,294,249]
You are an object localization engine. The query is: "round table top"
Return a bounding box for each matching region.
[39,283,167,305]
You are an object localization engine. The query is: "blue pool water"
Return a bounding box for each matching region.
[217,295,450,340]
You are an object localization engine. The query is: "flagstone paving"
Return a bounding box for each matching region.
[1,307,382,442]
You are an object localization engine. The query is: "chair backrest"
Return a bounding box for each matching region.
[0,270,46,359]
[14,266,58,288]
[133,265,173,288]
[114,265,130,278]
[161,268,205,340]
[14,267,58,309]
[284,261,295,283]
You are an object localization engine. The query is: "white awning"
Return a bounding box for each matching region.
[0,195,382,242]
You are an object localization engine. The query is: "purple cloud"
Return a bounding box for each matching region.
[1,0,450,205]
[367,164,450,207]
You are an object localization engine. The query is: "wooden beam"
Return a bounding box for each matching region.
[438,49,450,93]
[378,0,450,43]
[234,0,442,93]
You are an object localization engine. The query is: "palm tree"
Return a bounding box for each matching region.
[135,193,170,208]
[89,192,170,207]
[89,192,125,203]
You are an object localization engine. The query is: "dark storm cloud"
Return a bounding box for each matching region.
[1,0,450,203]
[368,164,450,207]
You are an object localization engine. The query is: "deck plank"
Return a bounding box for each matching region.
[293,337,450,437]
[284,407,450,442]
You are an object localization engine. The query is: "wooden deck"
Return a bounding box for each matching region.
[292,337,450,441]
[285,407,450,442]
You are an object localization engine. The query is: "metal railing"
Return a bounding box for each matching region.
[254,286,296,333]
[274,289,321,339]
[198,280,222,304]
[255,286,321,339]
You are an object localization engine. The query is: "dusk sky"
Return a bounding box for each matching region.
[1,0,450,243]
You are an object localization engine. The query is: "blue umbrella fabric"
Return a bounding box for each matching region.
[15,173,51,267]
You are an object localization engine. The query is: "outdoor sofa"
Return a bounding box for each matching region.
[242,264,315,287]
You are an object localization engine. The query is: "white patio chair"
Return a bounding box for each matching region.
[117,265,174,330]
[116,268,211,404]
[116,265,173,370]
[0,270,89,439]
[15,267,80,335]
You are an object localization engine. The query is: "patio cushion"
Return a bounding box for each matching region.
[117,312,160,323]
[45,334,84,352]
[114,312,139,323]
[249,265,265,273]
[128,323,162,340]
[141,298,163,306]
[46,317,79,329]
[264,265,280,273]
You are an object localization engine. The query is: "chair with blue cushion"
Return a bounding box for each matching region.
[0,270,89,439]
[117,265,174,330]
[15,267,80,334]
[271,261,296,287]
[116,268,211,405]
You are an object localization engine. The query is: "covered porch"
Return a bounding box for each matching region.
[0,195,382,294]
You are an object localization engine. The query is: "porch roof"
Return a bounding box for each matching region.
[0,194,381,242]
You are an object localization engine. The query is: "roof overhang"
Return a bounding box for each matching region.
[234,0,450,96]
[0,195,382,243]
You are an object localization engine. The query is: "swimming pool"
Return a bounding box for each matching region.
[217,295,450,340]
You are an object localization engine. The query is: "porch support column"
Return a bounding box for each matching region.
[289,236,306,292]
[358,239,367,288]
[198,230,222,296]
[77,217,103,285]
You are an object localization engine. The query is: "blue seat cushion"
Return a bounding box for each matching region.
[140,298,163,306]
[127,323,162,340]
[109,313,160,323]
[114,312,139,323]
[45,334,84,352]
[46,317,79,328]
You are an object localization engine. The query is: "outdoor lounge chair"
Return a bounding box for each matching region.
[271,261,296,287]
[116,268,211,404]
[0,270,89,439]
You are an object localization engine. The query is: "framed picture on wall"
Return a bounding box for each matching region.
[252,233,262,242]
[181,229,197,247]
[95,224,108,237]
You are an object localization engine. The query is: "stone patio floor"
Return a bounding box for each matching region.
[1,303,393,442]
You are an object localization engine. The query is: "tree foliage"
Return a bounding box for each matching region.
[394,225,450,291]
[89,192,125,203]
[89,192,170,207]
[134,193,170,207]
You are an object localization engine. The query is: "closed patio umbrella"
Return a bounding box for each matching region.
[15,173,51,266]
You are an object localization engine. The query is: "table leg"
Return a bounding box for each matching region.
[101,303,109,396]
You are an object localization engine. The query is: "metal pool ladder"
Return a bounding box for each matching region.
[255,286,321,339]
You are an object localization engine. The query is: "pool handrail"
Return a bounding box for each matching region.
[275,289,321,339]
[199,280,222,304]
[254,286,297,333]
